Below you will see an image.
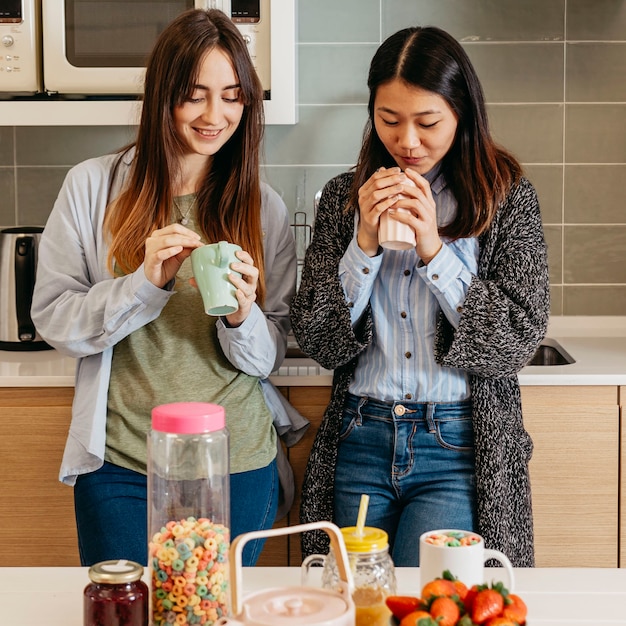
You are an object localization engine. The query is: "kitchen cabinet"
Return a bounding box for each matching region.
[0,387,79,566]
[284,385,623,568]
[280,386,331,565]
[521,386,619,567]
[285,385,621,568]
[257,386,330,566]
[0,385,329,568]
[2,384,621,568]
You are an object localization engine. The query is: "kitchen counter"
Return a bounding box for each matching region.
[1,566,624,625]
[2,316,626,387]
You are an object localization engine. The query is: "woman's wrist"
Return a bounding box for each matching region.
[419,241,443,265]
[357,231,381,257]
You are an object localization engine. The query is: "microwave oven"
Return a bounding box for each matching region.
[0,0,270,96]
[0,0,40,93]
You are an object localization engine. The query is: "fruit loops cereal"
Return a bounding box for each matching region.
[424,531,481,547]
[149,516,230,626]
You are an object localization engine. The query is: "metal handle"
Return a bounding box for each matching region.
[228,521,354,616]
[14,236,37,342]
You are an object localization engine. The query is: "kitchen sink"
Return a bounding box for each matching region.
[287,335,576,366]
[526,338,575,366]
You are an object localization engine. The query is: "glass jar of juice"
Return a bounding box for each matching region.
[318,526,397,626]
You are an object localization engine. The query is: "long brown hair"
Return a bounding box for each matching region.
[350,26,522,239]
[104,9,267,302]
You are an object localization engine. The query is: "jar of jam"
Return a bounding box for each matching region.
[84,559,148,626]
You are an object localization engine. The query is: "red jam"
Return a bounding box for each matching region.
[84,560,148,626]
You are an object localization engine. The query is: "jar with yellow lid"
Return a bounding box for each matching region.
[303,526,397,626]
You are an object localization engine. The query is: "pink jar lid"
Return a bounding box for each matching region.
[151,402,225,434]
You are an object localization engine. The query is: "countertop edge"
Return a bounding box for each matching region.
[6,372,626,388]
[3,316,626,387]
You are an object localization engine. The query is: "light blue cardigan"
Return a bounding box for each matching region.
[31,148,307,506]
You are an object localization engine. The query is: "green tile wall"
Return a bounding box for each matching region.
[1,0,625,315]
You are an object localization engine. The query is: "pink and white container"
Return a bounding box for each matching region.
[379,176,417,250]
[147,402,230,625]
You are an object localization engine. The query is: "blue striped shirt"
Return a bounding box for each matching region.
[340,169,479,403]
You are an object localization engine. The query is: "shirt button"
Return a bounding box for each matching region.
[405,352,412,359]
[347,301,354,308]
[362,267,370,274]
[456,305,463,313]
[432,274,439,280]
[400,311,407,318]
[404,393,413,400]
[404,269,411,276]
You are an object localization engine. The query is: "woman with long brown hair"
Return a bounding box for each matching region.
[292,25,550,567]
[32,8,296,566]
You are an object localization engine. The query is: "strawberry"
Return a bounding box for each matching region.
[399,610,438,626]
[429,596,460,626]
[502,593,528,624]
[484,617,518,626]
[462,584,481,614]
[385,595,421,620]
[471,588,505,624]
[421,578,457,601]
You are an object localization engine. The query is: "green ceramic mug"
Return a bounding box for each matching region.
[191,241,242,316]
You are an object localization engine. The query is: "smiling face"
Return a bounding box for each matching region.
[173,46,245,161]
[373,78,459,175]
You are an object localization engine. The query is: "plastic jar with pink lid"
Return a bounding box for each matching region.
[147,402,230,626]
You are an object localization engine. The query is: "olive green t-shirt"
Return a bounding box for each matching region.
[104,195,276,475]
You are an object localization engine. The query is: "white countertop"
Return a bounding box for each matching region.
[2,316,626,387]
[1,566,624,625]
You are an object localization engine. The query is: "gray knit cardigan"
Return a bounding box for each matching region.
[290,171,550,567]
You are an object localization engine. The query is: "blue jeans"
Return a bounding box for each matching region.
[334,394,477,566]
[74,459,278,567]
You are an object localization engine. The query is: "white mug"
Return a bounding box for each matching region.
[419,529,515,591]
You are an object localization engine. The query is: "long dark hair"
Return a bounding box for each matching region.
[105,8,267,302]
[350,26,522,239]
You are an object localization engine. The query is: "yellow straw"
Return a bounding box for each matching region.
[355,494,369,536]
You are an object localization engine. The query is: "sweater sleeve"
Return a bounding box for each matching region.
[31,158,172,359]
[290,173,373,371]
[436,178,550,377]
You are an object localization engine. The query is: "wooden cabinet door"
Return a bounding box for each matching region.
[256,386,330,567]
[521,386,619,567]
[0,388,80,566]
[283,386,331,566]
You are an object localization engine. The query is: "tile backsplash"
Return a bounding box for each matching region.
[1,0,625,315]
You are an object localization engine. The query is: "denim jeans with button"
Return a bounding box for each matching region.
[334,394,477,566]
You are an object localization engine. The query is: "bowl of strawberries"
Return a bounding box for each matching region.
[386,570,527,626]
